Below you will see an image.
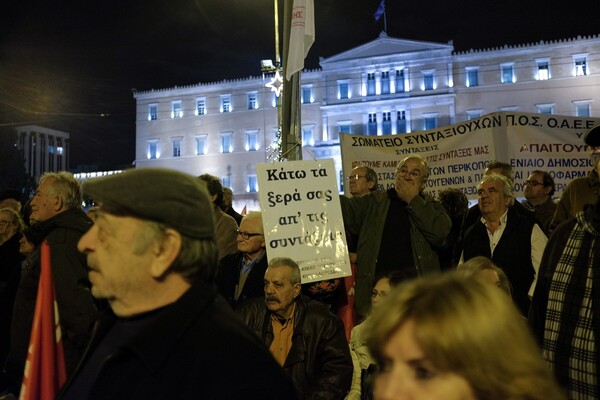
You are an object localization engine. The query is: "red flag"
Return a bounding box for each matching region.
[20,241,67,400]
[241,205,247,216]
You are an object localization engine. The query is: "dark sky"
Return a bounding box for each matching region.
[0,0,597,170]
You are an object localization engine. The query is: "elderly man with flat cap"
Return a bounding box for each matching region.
[552,124,600,230]
[57,168,296,400]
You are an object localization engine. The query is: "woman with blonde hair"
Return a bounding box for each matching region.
[457,255,512,296]
[365,273,565,400]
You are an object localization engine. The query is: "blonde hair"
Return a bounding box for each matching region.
[458,256,512,296]
[366,273,565,400]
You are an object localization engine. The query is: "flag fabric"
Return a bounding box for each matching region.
[19,241,67,400]
[373,0,385,21]
[285,0,315,81]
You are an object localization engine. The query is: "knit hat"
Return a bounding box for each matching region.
[82,168,214,239]
[584,125,600,147]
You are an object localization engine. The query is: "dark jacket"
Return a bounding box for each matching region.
[3,209,96,394]
[0,233,24,364]
[340,190,451,317]
[462,206,537,315]
[58,281,297,400]
[217,251,268,309]
[238,295,353,400]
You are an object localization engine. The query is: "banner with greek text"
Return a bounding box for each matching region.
[340,111,600,200]
[257,159,352,283]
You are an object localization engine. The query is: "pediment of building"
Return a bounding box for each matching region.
[320,32,453,66]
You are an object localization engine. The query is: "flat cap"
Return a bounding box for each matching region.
[584,125,600,147]
[82,168,214,239]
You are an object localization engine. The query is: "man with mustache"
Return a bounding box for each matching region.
[239,257,353,400]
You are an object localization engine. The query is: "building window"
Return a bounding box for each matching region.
[196,98,206,115]
[422,71,434,90]
[536,59,550,80]
[395,70,405,93]
[338,81,349,99]
[500,63,515,84]
[382,112,392,135]
[367,73,376,96]
[246,130,259,151]
[247,175,258,193]
[574,54,588,76]
[247,92,258,110]
[381,71,390,94]
[221,95,232,113]
[368,113,377,136]
[302,126,314,146]
[397,110,407,134]
[536,103,555,115]
[574,101,592,117]
[222,176,231,189]
[423,113,438,130]
[466,110,483,120]
[466,67,479,87]
[172,138,182,157]
[195,135,207,155]
[220,132,232,153]
[171,101,182,118]
[147,140,159,159]
[337,122,351,140]
[301,85,312,104]
[149,104,158,121]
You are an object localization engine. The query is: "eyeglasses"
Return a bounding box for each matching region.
[0,220,13,226]
[346,174,366,181]
[397,167,422,178]
[234,229,263,240]
[524,180,544,187]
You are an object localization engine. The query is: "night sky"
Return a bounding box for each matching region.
[0,0,597,170]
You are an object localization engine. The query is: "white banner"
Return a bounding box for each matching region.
[257,159,351,283]
[340,111,600,200]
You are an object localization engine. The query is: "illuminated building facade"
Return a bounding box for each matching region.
[133,33,600,208]
[15,125,70,181]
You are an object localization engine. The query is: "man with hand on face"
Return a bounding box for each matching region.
[238,257,352,400]
[340,155,451,319]
[56,168,296,400]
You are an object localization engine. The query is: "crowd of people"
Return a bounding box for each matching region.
[1,124,599,399]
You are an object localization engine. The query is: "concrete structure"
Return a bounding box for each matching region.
[133,32,600,208]
[15,125,70,181]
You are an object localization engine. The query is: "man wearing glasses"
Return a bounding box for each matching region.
[340,155,451,319]
[217,211,267,309]
[523,171,556,236]
[347,165,378,197]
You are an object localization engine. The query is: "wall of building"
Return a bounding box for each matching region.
[133,33,600,208]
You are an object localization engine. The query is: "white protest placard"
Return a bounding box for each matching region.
[340,111,600,200]
[257,159,351,283]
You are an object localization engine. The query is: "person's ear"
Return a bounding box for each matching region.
[293,283,301,298]
[149,228,182,278]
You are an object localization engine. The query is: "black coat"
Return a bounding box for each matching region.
[57,281,297,400]
[3,209,96,394]
[462,206,537,315]
[238,295,353,400]
[217,251,268,309]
